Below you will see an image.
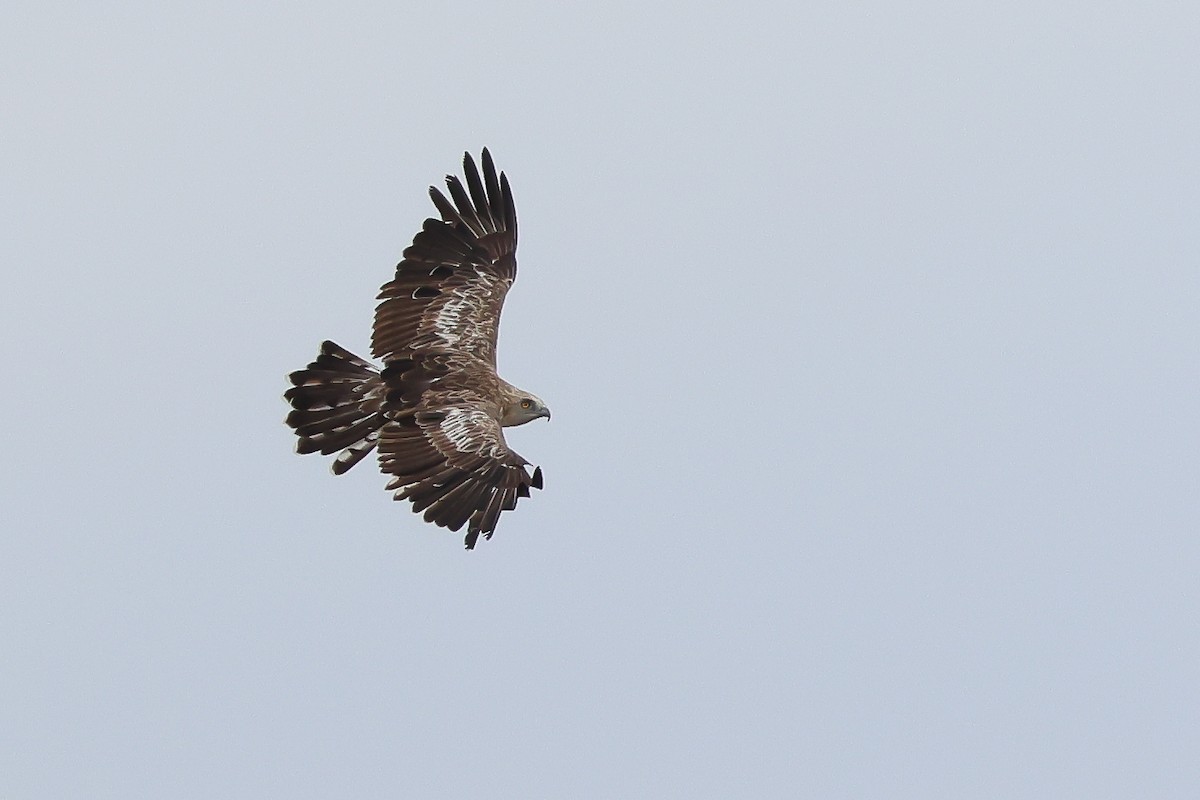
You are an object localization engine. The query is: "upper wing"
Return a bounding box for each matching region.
[372,149,518,366]
[379,397,543,550]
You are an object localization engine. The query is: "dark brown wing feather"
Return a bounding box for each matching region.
[377,364,542,549]
[372,148,518,366]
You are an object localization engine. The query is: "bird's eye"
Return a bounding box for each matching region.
[520,399,532,409]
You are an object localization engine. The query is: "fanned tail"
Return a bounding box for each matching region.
[285,341,386,474]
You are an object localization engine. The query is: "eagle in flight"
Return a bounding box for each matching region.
[285,149,549,549]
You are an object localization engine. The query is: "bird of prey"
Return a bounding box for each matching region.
[285,149,549,549]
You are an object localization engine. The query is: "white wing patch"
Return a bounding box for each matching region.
[440,407,507,458]
[427,270,504,353]
[432,295,466,345]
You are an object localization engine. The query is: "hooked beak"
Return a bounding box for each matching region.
[539,407,552,421]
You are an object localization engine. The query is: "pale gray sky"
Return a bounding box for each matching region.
[3,1,1198,797]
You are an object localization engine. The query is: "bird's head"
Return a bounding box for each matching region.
[501,393,551,427]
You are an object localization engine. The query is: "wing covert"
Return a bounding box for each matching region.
[378,402,542,549]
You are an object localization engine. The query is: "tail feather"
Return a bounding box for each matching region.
[285,341,386,473]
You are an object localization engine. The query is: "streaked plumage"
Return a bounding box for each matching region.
[285,150,548,549]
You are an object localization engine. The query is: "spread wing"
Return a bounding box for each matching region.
[372,148,518,366]
[378,354,542,549]
[287,150,542,548]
